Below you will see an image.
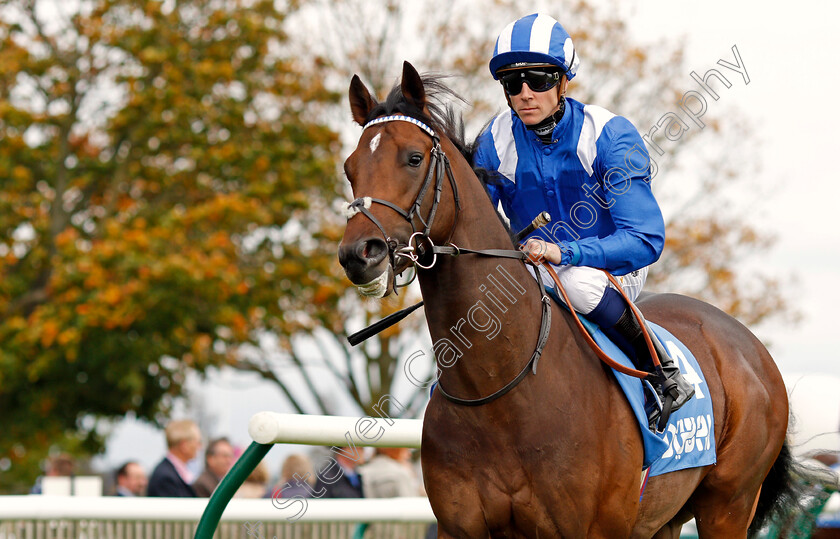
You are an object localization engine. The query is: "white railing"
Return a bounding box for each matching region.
[0,496,434,522]
[0,495,435,539]
[248,412,423,448]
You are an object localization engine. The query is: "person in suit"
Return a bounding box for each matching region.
[192,437,235,497]
[147,419,202,497]
[313,447,364,498]
[114,461,147,496]
[29,453,75,494]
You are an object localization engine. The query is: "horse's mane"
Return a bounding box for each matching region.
[367,75,513,237]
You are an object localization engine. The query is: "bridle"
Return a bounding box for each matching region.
[343,114,552,407]
[343,114,462,281]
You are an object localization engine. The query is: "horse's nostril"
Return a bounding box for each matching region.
[360,238,388,264]
[339,238,389,273]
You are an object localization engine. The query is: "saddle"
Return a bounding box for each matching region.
[531,261,716,475]
[534,261,679,430]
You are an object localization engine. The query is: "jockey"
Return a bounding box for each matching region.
[472,13,694,419]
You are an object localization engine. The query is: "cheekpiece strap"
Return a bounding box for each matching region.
[363,115,436,139]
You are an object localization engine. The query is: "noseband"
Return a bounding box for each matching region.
[343,115,461,279]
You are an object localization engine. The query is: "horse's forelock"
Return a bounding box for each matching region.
[366,75,469,158]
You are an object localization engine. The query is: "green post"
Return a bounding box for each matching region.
[194,441,273,539]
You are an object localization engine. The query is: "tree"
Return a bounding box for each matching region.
[0,0,345,493]
[289,0,797,327]
[232,288,432,419]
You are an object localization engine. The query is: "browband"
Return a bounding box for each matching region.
[363,114,436,138]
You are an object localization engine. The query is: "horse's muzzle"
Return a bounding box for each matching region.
[338,237,390,287]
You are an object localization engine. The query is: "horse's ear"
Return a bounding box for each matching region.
[401,61,428,114]
[349,74,376,126]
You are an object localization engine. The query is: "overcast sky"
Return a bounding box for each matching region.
[97,0,840,477]
[630,1,840,378]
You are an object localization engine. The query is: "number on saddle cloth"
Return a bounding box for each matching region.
[587,320,717,474]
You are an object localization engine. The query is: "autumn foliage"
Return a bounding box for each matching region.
[0,0,345,491]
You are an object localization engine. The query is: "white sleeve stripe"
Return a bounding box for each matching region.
[576,105,615,176]
[529,14,556,55]
[497,21,515,54]
[491,112,518,184]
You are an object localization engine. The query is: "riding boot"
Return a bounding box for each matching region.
[611,308,695,425]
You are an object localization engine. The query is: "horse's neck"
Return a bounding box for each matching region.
[417,161,549,396]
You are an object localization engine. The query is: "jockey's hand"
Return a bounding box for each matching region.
[524,238,564,265]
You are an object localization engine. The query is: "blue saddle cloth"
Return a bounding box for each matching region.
[580,315,717,475]
[427,286,717,476]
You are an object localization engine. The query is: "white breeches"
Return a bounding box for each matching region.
[528,264,649,315]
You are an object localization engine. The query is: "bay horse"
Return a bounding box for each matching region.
[338,61,794,538]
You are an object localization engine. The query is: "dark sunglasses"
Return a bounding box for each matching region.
[499,69,561,96]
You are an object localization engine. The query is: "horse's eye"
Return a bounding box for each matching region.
[408,153,424,167]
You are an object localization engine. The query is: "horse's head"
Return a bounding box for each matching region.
[338,62,462,298]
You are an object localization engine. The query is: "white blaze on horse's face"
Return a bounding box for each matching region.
[369,132,381,154]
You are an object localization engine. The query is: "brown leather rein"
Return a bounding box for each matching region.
[534,258,660,380]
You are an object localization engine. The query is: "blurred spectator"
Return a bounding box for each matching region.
[314,447,364,498]
[30,453,75,494]
[147,419,202,497]
[270,453,318,498]
[192,437,235,497]
[115,461,147,496]
[358,447,421,498]
[234,461,269,498]
[358,448,422,539]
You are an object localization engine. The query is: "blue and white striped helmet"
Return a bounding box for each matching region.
[490,13,580,81]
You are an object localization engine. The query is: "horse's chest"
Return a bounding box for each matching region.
[425,428,570,525]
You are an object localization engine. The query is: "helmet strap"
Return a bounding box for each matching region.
[505,76,568,144]
[525,96,566,144]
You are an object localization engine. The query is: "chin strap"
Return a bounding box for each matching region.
[525,96,566,144]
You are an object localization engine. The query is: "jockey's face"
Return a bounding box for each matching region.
[508,75,566,126]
